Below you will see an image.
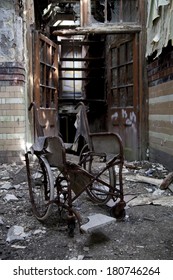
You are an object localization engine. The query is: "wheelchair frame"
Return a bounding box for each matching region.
[25,102,126,236]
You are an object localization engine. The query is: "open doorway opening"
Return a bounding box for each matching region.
[31,0,146,160]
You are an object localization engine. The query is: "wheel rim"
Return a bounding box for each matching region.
[26,153,53,220]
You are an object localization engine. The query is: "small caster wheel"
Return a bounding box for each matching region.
[67,215,76,237]
[110,201,126,220]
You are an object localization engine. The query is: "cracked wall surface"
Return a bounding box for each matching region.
[0,0,23,62]
[0,0,26,163]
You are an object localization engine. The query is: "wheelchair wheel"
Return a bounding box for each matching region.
[78,144,90,168]
[87,161,115,204]
[25,152,54,221]
[80,148,115,205]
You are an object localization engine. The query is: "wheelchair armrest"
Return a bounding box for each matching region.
[106,153,123,167]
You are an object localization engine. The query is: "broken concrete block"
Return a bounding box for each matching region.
[0,182,14,190]
[6,225,29,243]
[3,194,18,202]
[80,213,116,233]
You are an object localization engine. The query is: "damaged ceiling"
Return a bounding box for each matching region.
[34,0,98,30]
[34,0,140,34]
[41,0,80,26]
[35,0,117,26]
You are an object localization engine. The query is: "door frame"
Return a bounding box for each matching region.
[32,31,59,137]
[107,32,140,160]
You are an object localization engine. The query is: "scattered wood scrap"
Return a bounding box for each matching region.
[126,172,173,190]
[126,174,163,187]
[160,172,173,190]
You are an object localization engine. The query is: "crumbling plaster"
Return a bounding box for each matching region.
[0,0,35,163]
[0,0,24,63]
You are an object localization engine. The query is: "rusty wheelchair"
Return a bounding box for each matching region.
[25,102,126,236]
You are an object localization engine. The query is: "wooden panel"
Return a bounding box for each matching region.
[33,31,59,137]
[107,33,139,160]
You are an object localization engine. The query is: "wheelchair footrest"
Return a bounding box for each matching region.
[80,213,116,233]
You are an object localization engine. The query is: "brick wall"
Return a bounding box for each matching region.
[0,62,26,163]
[147,45,173,170]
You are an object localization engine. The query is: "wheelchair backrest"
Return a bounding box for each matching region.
[89,132,124,160]
[44,136,66,169]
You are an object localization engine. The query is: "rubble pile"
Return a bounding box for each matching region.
[0,160,173,260]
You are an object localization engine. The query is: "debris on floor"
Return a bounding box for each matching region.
[80,214,116,233]
[6,225,29,243]
[0,160,173,260]
[123,160,173,208]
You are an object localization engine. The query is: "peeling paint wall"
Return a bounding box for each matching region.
[0,0,25,163]
[0,0,34,163]
[0,0,24,62]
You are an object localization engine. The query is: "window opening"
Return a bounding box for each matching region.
[34,32,58,109]
[58,34,105,102]
[42,1,81,28]
[59,37,83,99]
[111,39,134,107]
[91,0,138,24]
